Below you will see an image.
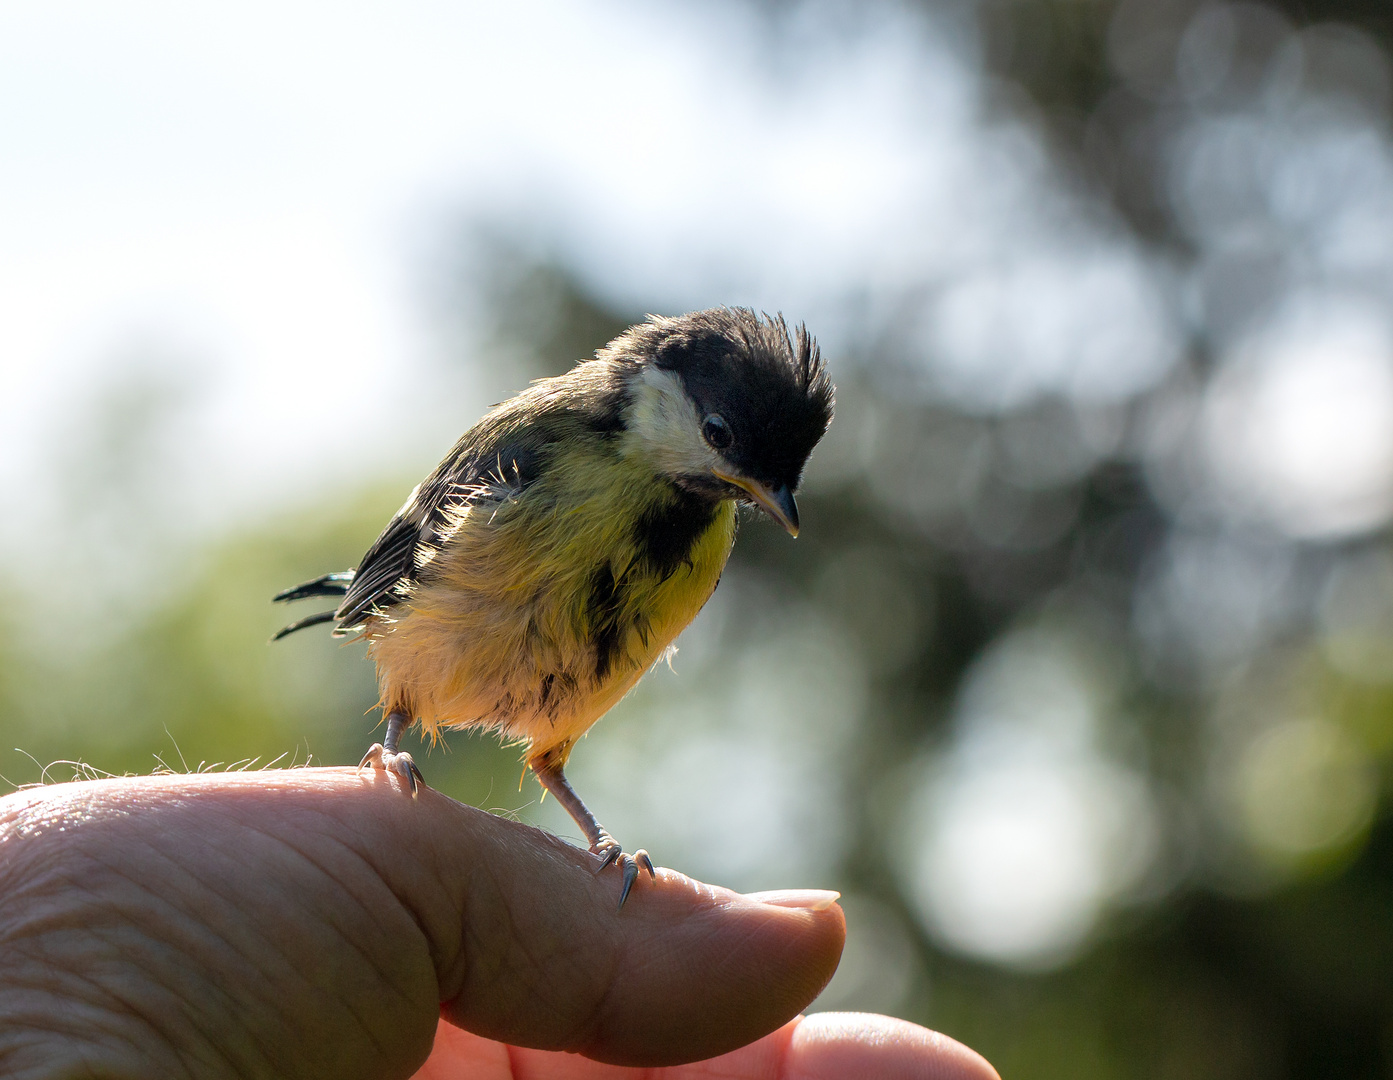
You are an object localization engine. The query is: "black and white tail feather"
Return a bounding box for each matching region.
[270,572,353,641]
[272,426,541,645]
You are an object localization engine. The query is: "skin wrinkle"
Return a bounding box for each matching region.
[368,779,639,1055]
[475,875,609,1050]
[690,911,781,995]
[86,923,241,1077]
[542,921,625,1056]
[14,872,210,1043]
[215,784,437,969]
[1,898,217,1078]
[385,811,472,998]
[4,967,173,1072]
[80,831,308,1068]
[518,850,655,1045]
[500,863,706,1056]
[446,863,501,1009]
[386,783,583,998]
[585,896,684,1053]
[434,806,614,1047]
[25,839,247,1071]
[5,785,418,1077]
[200,827,421,1068]
[238,816,434,1004]
[502,905,596,1027]
[4,848,125,941]
[762,921,831,1006]
[26,843,271,1076]
[578,895,759,1062]
[184,791,444,1071]
[432,804,601,1003]
[432,812,531,1005]
[413,794,525,1005]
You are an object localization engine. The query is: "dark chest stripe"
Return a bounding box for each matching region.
[633,485,719,580]
[583,486,720,683]
[587,564,625,682]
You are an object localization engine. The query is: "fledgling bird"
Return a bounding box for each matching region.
[274,307,833,904]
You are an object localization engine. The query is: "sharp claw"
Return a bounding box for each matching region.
[588,835,652,907]
[617,857,639,909]
[359,744,424,798]
[358,744,385,773]
[389,753,423,798]
[595,846,621,872]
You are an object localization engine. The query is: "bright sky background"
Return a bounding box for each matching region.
[0,0,1179,543]
[1,0,950,529]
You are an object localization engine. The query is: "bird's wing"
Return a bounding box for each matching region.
[333,360,630,633]
[333,423,545,633]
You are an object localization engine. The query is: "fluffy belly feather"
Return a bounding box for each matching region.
[363,468,735,761]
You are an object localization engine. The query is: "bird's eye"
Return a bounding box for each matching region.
[702,414,733,450]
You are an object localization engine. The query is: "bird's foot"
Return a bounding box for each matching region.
[358,743,425,798]
[591,832,656,908]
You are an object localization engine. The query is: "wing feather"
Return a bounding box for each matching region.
[328,359,629,635]
[334,453,530,632]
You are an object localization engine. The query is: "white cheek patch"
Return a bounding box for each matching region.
[623,366,722,477]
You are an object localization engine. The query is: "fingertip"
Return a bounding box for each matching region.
[565,878,847,1065]
[744,889,843,913]
[786,1012,1001,1080]
[411,1020,510,1079]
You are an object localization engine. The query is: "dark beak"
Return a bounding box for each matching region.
[713,471,800,537]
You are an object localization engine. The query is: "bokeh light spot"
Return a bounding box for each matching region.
[1233,716,1377,864]
[896,623,1156,970]
[1203,297,1393,538]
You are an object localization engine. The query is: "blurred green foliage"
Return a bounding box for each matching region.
[0,482,523,805]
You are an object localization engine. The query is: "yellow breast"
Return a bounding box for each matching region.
[363,445,736,759]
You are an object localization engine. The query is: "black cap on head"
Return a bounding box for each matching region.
[607,307,834,491]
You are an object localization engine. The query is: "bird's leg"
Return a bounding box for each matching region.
[358,711,425,798]
[530,752,655,907]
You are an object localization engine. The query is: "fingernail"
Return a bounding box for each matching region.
[746,889,841,912]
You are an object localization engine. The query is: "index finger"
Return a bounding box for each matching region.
[417,1013,1002,1079]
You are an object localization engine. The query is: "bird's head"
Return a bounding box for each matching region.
[609,308,834,536]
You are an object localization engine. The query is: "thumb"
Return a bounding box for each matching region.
[0,768,844,1075]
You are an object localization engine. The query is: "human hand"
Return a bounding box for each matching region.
[0,768,998,1079]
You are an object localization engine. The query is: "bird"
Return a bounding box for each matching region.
[273,307,833,904]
